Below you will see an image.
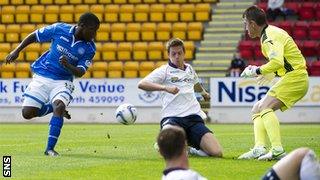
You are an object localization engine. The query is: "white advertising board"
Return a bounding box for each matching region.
[0,79,162,107]
[210,77,320,107]
[1,77,319,108]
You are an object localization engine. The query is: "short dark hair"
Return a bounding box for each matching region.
[157,127,186,160]
[166,38,185,54]
[243,5,267,26]
[78,12,100,27]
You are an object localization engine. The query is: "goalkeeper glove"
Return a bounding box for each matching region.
[240,65,259,78]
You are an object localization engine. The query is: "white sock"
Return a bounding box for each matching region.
[300,150,320,180]
[189,147,209,157]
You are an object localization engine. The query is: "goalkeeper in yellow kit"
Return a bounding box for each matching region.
[238,6,309,160]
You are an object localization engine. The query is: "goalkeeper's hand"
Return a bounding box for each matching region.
[240,65,259,78]
[256,73,275,86]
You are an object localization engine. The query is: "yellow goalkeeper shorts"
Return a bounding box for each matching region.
[267,69,309,111]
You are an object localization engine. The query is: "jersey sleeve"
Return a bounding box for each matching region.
[143,66,166,84]
[77,51,94,73]
[260,39,284,75]
[35,23,59,43]
[190,65,200,84]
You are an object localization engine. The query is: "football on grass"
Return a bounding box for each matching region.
[115,103,137,125]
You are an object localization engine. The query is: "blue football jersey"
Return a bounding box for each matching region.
[32,23,95,81]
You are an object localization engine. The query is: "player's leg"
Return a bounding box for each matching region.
[262,148,311,180]
[187,118,222,157]
[238,100,268,159]
[199,132,222,157]
[22,106,40,119]
[44,99,67,156]
[45,81,74,156]
[22,77,70,119]
[38,103,53,117]
[258,95,286,160]
[273,148,307,180]
[252,99,268,148]
[259,72,308,161]
[22,78,50,120]
[23,100,70,119]
[38,103,71,119]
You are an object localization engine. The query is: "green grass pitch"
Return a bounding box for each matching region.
[1,124,319,179]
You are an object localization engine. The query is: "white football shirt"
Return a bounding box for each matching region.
[143,62,206,119]
[162,168,207,180]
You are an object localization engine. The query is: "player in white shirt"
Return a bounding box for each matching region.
[138,38,222,157]
[158,126,207,180]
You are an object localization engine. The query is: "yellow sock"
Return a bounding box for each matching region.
[252,113,267,147]
[260,109,282,148]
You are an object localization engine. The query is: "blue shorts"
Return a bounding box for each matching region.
[262,168,280,180]
[160,114,212,149]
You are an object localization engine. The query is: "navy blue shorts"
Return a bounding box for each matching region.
[160,114,212,149]
[262,168,280,180]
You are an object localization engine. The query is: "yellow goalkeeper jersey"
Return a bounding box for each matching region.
[259,25,307,76]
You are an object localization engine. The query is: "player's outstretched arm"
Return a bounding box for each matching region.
[59,55,85,77]
[6,32,37,64]
[138,80,179,94]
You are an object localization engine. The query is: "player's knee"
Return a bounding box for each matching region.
[251,102,260,114]
[251,106,259,114]
[292,147,310,160]
[201,133,223,157]
[211,149,223,157]
[207,147,223,157]
[53,101,66,115]
[22,109,35,120]
[53,104,65,114]
[258,98,281,111]
[257,101,269,112]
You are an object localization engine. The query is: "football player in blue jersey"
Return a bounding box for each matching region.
[6,12,100,156]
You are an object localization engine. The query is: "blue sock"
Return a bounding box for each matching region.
[38,104,53,117]
[46,116,64,151]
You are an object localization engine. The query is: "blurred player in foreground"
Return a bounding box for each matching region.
[158,126,207,180]
[239,6,309,160]
[262,147,320,180]
[5,13,100,156]
[138,38,222,157]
